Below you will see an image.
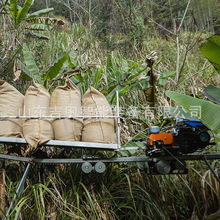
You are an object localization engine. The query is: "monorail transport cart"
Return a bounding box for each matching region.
[0,91,219,219]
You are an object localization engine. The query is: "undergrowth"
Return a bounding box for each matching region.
[3,157,219,219]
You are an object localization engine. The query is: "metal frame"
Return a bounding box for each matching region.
[0,153,219,164]
[0,90,122,151]
[116,90,121,150]
[0,137,118,151]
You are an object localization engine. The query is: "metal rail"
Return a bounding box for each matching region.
[0,137,118,151]
[116,90,121,150]
[0,116,119,119]
[0,153,219,164]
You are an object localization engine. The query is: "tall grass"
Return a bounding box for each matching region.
[25,25,220,96]
[3,158,219,219]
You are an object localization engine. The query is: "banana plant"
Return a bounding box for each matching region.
[71,65,105,95]
[5,0,64,41]
[17,43,76,88]
[143,52,176,107]
[70,52,175,104]
[143,52,175,123]
[102,53,150,101]
[70,53,151,100]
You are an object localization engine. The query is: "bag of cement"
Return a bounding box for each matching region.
[50,78,83,141]
[0,80,24,137]
[23,82,53,150]
[82,86,116,143]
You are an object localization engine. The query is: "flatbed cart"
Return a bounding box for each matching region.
[0,91,219,218]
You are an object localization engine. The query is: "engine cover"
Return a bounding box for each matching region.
[172,120,211,154]
[147,133,173,146]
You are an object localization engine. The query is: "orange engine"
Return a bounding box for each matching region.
[148,133,173,146]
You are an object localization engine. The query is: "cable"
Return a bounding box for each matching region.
[163,147,184,166]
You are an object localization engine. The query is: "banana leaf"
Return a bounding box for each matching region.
[130,78,150,91]
[126,65,147,81]
[157,71,175,86]
[22,43,43,84]
[16,0,33,27]
[27,24,52,31]
[17,59,33,81]
[9,0,18,20]
[74,73,83,83]
[24,31,49,40]
[166,91,220,135]
[160,71,176,79]
[43,53,69,81]
[156,78,167,86]
[165,106,198,120]
[27,17,64,25]
[26,8,54,19]
[199,34,220,74]
[67,50,77,68]
[203,85,220,105]
[121,59,130,72]
[106,85,129,102]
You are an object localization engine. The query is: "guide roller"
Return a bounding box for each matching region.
[155,160,171,174]
[95,162,106,173]
[81,162,93,173]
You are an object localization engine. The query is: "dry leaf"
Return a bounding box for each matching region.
[13,59,21,81]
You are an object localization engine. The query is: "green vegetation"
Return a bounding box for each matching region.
[200,34,220,74]
[0,0,219,219]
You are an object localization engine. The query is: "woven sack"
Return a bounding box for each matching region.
[0,80,24,137]
[22,82,53,150]
[82,86,116,143]
[50,79,83,141]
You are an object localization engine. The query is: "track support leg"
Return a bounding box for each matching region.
[5,163,31,219]
[204,157,220,183]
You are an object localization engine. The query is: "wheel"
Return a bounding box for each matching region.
[155,160,171,174]
[81,162,93,173]
[94,162,106,173]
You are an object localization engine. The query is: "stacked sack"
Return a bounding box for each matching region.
[82,86,116,143]
[22,82,54,151]
[0,80,117,150]
[0,80,24,137]
[50,78,83,141]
